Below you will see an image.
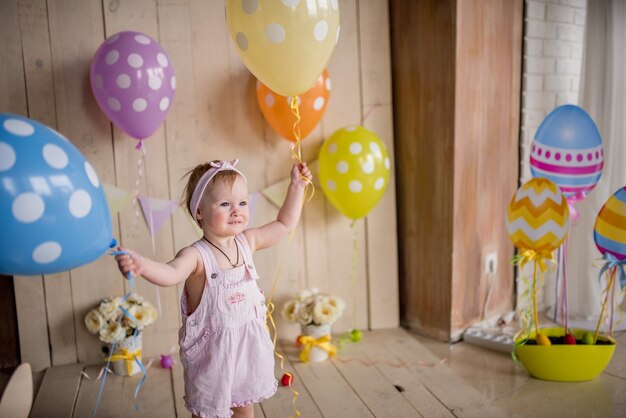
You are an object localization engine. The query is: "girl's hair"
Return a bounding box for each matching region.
[181,160,240,220]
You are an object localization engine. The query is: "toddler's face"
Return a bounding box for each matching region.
[198,175,249,237]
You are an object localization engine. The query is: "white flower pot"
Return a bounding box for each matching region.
[300,323,332,362]
[110,334,143,376]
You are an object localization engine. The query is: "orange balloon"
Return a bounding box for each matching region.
[256,69,331,142]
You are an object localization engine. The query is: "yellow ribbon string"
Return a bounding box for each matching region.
[511,249,556,344]
[265,226,300,418]
[109,348,142,376]
[289,96,315,202]
[298,335,337,363]
[265,300,300,417]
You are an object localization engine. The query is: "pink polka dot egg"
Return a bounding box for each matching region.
[530,105,603,200]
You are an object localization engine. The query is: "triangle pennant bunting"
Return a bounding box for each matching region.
[138,195,179,237]
[103,183,132,215]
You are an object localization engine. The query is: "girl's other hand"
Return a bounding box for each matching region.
[292,162,312,188]
[115,246,145,279]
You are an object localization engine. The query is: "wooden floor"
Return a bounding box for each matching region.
[17,327,626,417]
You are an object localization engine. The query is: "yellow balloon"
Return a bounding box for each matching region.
[319,126,391,219]
[226,0,340,97]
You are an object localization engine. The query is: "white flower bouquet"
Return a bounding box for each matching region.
[281,288,345,326]
[84,292,158,344]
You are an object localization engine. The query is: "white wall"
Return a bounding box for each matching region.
[518,0,587,313]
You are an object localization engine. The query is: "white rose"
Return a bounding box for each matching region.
[313,302,338,325]
[84,310,104,334]
[323,296,345,315]
[281,300,298,323]
[142,303,158,327]
[99,299,119,320]
[126,292,144,304]
[99,321,126,344]
[295,289,313,302]
[296,306,313,325]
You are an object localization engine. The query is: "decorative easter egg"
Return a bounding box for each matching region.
[563,333,577,345]
[582,332,595,345]
[530,105,603,200]
[0,114,113,275]
[594,186,626,260]
[160,354,174,369]
[536,333,552,346]
[350,329,363,342]
[506,177,570,253]
[319,126,391,219]
[281,372,293,387]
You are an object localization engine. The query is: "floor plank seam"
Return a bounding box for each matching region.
[328,357,378,417]
[70,365,85,418]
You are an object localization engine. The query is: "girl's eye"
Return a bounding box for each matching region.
[239,201,248,207]
[220,202,230,207]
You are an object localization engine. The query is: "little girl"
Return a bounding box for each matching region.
[115,159,311,418]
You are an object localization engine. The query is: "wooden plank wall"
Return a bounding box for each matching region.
[0,0,398,371]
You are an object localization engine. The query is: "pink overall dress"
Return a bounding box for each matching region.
[179,234,277,418]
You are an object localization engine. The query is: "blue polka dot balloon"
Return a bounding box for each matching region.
[0,113,113,275]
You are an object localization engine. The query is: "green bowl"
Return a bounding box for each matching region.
[515,327,616,382]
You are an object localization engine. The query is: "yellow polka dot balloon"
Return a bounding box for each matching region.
[226,0,340,97]
[319,126,391,219]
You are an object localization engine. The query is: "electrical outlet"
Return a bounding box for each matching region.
[484,252,497,274]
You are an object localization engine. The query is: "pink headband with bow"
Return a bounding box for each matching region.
[190,159,247,225]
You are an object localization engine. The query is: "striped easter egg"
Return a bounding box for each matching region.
[530,105,603,200]
[506,177,570,252]
[594,187,626,260]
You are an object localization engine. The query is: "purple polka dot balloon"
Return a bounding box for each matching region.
[90,31,175,141]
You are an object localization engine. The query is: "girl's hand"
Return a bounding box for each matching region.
[291,162,312,188]
[115,246,146,279]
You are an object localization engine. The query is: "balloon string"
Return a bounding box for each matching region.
[132,144,147,228]
[289,96,314,202]
[594,266,616,343]
[553,246,561,324]
[265,223,301,418]
[350,220,358,332]
[92,249,148,416]
[266,301,300,418]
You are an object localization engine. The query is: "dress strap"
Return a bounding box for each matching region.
[192,240,221,285]
[235,234,259,279]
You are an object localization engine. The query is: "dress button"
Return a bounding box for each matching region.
[210,273,217,279]
[189,319,197,326]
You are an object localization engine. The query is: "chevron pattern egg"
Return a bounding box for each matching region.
[530,105,603,200]
[506,177,570,252]
[594,187,626,260]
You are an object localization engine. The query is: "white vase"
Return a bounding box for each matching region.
[110,334,143,376]
[300,323,332,362]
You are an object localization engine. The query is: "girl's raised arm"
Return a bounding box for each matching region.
[245,162,312,252]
